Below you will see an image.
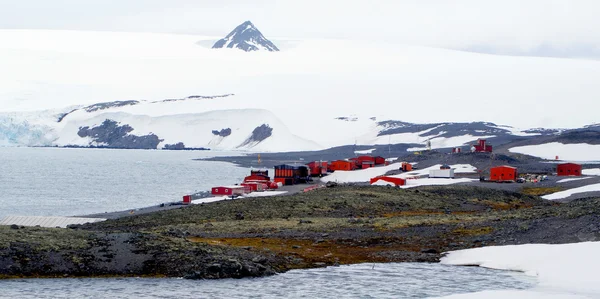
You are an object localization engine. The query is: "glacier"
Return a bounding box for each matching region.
[1,29,599,151]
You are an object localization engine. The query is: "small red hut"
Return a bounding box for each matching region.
[557,163,582,176]
[211,185,248,196]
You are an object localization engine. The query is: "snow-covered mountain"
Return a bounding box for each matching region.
[1,29,600,152]
[212,21,279,52]
[0,95,575,152]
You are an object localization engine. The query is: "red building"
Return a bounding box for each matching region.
[306,161,328,176]
[557,163,582,176]
[329,160,356,171]
[374,156,386,165]
[370,176,405,186]
[211,185,248,196]
[489,166,518,182]
[352,156,376,169]
[241,182,268,192]
[273,164,310,185]
[472,139,493,153]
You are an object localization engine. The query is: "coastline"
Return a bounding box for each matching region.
[1,185,599,280]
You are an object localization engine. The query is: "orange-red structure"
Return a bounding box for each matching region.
[374,156,386,165]
[489,166,518,182]
[557,163,582,176]
[329,160,356,171]
[370,176,406,186]
[306,161,328,176]
[472,139,493,153]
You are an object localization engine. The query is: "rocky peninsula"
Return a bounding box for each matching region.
[1,185,599,279]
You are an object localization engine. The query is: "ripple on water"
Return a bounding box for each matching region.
[0,263,536,299]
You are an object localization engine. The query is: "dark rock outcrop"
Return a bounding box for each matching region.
[212,21,279,52]
[84,101,140,113]
[159,94,234,103]
[238,124,272,147]
[212,128,232,137]
[163,142,186,150]
[77,119,162,149]
[250,124,272,142]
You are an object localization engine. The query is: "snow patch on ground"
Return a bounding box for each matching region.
[542,183,600,200]
[452,164,478,173]
[389,164,477,179]
[406,135,495,152]
[556,177,592,183]
[241,191,288,197]
[402,178,477,188]
[509,143,600,161]
[582,168,600,176]
[320,163,402,184]
[354,148,376,154]
[439,242,600,298]
[192,190,289,204]
[323,163,476,184]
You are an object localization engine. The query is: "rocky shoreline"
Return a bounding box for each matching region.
[1,185,599,279]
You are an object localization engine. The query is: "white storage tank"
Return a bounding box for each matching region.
[429,169,455,178]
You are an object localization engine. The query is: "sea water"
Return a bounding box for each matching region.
[0,147,248,218]
[0,263,535,299]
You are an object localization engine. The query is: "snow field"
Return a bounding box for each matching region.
[582,168,600,176]
[322,163,477,189]
[542,183,600,200]
[440,242,600,298]
[509,143,600,162]
[542,168,600,199]
[401,178,477,188]
[320,163,403,184]
[2,30,600,150]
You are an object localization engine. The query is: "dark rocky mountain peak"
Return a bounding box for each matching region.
[212,21,279,52]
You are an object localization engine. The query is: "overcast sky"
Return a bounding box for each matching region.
[2,0,600,58]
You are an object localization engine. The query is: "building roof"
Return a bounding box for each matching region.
[492,165,517,169]
[0,215,106,228]
[214,185,246,189]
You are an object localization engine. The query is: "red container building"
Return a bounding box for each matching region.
[374,156,386,165]
[557,163,582,176]
[274,164,310,185]
[329,160,356,171]
[211,185,248,196]
[241,182,267,192]
[489,166,518,182]
[352,156,376,169]
[306,161,328,177]
[472,139,493,153]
